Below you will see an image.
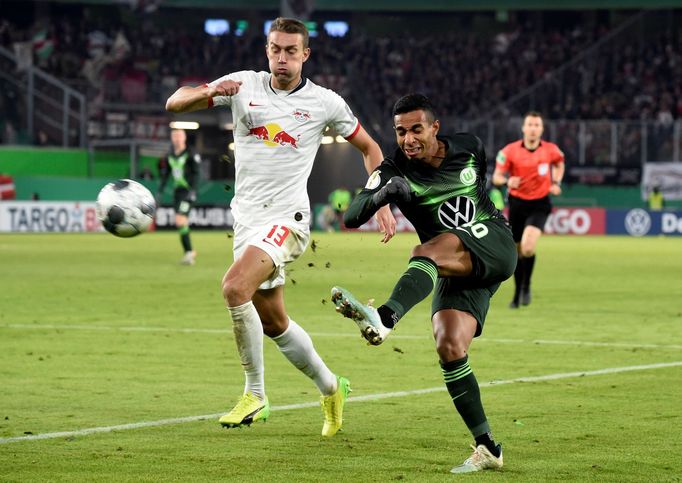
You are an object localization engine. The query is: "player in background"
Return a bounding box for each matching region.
[328,185,353,230]
[157,128,201,265]
[492,112,564,308]
[331,94,516,473]
[165,17,396,437]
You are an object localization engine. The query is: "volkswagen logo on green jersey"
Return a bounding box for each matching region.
[438,196,476,229]
[460,167,477,186]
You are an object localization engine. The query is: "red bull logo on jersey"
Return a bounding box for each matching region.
[247,123,300,148]
[293,109,311,123]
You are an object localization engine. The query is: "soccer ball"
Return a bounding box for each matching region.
[96,179,156,237]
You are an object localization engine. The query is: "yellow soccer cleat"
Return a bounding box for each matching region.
[219,392,270,428]
[320,376,351,437]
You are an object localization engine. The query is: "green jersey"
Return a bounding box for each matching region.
[158,148,201,193]
[345,134,505,243]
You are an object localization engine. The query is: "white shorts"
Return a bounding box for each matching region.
[232,221,310,290]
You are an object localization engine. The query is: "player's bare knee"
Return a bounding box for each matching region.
[411,243,434,260]
[222,277,251,306]
[435,335,468,361]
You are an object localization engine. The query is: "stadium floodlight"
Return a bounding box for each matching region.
[321,136,334,145]
[204,19,229,36]
[323,21,349,37]
[169,121,199,130]
[335,135,348,144]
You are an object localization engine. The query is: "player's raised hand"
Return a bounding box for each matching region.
[211,80,243,97]
[374,205,396,243]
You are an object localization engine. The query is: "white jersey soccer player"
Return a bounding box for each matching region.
[165,18,396,438]
[208,70,360,288]
[210,70,359,232]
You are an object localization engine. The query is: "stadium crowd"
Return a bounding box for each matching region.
[1,6,681,146]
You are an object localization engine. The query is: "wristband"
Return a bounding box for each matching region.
[203,83,214,108]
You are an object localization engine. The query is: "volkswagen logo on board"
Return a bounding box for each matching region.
[624,209,651,237]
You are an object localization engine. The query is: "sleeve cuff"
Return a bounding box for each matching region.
[344,121,361,141]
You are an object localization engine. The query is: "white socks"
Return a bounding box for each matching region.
[227,301,265,400]
[272,319,337,396]
[228,302,336,399]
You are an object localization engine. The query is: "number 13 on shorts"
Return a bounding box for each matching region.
[264,224,291,247]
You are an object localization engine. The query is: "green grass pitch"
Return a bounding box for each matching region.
[1,231,681,482]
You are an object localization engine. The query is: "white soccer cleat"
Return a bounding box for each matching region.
[450,444,503,474]
[180,251,196,265]
[331,286,391,345]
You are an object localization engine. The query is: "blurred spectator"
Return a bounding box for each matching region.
[328,185,353,230]
[648,185,664,211]
[139,166,154,180]
[36,129,50,146]
[3,121,18,145]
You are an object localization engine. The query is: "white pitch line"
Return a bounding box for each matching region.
[3,323,682,350]
[1,360,681,445]
[2,323,229,335]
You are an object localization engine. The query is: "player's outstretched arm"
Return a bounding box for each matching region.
[343,189,379,229]
[165,80,242,113]
[344,176,410,229]
[347,125,397,241]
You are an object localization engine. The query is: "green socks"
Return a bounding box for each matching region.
[379,256,438,328]
[441,356,491,439]
[179,225,192,252]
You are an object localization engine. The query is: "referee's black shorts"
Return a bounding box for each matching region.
[507,194,552,242]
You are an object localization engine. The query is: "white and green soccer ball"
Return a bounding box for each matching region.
[96,179,156,237]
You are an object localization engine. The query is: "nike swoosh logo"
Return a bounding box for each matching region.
[249,101,264,107]
[452,391,468,401]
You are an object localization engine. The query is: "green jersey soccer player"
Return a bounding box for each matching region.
[332,94,516,474]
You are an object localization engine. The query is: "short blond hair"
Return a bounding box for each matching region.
[268,17,309,48]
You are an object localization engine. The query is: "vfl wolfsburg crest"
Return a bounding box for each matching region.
[460,167,477,186]
[438,196,476,229]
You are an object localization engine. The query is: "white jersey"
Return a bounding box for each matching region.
[209,70,359,228]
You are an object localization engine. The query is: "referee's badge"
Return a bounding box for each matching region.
[460,167,477,186]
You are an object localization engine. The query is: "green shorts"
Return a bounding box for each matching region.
[174,188,194,216]
[432,218,517,336]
